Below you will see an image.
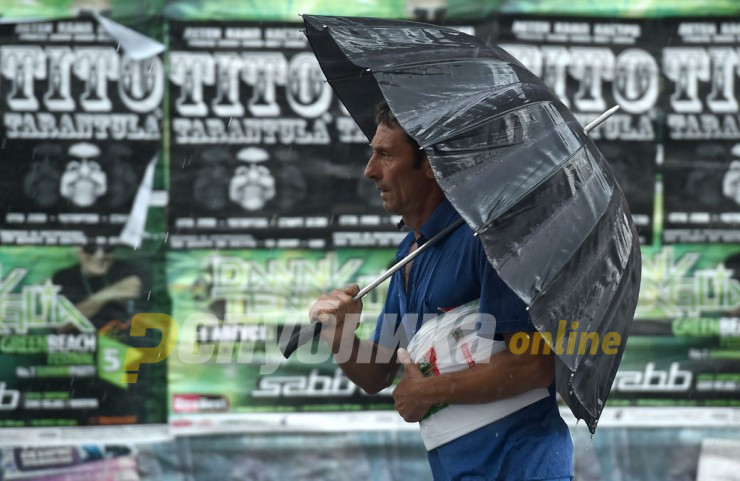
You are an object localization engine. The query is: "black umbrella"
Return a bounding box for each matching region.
[293,15,642,433]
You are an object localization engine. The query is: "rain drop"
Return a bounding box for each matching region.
[116,43,121,52]
[228,117,233,127]
[164,232,169,243]
[1,138,6,149]
[147,290,152,300]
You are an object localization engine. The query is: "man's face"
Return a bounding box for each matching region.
[77,246,114,277]
[364,123,436,217]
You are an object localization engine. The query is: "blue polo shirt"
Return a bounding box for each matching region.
[371,198,535,348]
[371,198,573,481]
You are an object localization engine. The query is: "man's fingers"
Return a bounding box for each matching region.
[343,284,360,298]
[334,287,363,313]
[309,295,341,323]
[397,348,415,367]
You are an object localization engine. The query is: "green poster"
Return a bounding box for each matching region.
[448,0,740,18]
[165,0,407,21]
[167,249,399,418]
[610,244,740,406]
[0,246,167,426]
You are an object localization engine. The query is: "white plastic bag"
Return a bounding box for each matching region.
[405,299,548,450]
[406,299,505,379]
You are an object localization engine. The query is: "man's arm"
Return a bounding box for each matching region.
[392,332,554,422]
[74,275,142,319]
[309,284,400,395]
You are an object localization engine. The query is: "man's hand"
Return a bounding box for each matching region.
[308,284,363,354]
[393,348,433,423]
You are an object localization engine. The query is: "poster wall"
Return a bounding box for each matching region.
[0,13,738,430]
[164,17,740,422]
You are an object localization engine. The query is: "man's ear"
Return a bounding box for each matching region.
[422,153,435,180]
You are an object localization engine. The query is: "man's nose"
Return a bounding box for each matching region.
[364,154,379,180]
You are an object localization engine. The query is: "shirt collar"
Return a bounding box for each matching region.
[395,198,461,260]
[417,198,460,246]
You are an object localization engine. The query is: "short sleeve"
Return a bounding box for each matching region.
[477,245,535,337]
[370,272,409,349]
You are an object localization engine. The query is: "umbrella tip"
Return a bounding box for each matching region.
[583,105,620,134]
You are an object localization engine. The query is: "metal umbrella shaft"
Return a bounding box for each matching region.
[279,107,618,359]
[279,217,465,358]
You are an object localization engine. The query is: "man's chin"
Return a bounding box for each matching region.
[86,263,113,276]
[381,200,399,214]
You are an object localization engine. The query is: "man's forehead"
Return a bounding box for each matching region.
[370,123,406,148]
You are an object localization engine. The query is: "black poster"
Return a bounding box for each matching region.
[662,19,740,243]
[0,19,163,246]
[494,16,660,245]
[168,21,405,250]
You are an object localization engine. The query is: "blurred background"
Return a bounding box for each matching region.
[0,0,739,480]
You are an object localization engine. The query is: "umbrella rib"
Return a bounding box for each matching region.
[419,93,551,149]
[529,193,632,315]
[367,56,523,73]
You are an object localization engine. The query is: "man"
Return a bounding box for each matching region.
[53,245,146,335]
[52,245,164,424]
[310,102,573,480]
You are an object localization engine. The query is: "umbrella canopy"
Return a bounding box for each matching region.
[303,15,641,433]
